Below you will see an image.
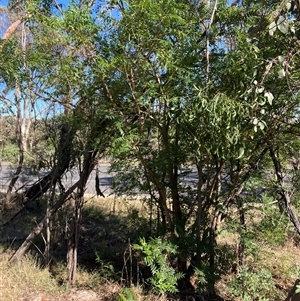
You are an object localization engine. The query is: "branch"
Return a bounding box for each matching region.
[8,179,81,265]
[269,146,300,236]
[224,146,269,209]
[205,0,218,83]
[2,19,22,40]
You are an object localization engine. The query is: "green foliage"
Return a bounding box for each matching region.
[2,0,300,298]
[255,204,291,247]
[194,267,208,292]
[94,255,116,279]
[1,142,19,163]
[117,288,137,301]
[229,265,277,301]
[184,90,249,159]
[133,237,184,294]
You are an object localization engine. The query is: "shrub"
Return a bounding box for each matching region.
[228,265,276,301]
[133,237,183,295]
[256,204,291,247]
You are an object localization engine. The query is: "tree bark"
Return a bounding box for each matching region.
[67,195,83,285]
[237,197,246,266]
[195,160,204,262]
[4,89,25,209]
[2,19,22,40]
[23,123,75,203]
[44,188,56,268]
[66,151,97,284]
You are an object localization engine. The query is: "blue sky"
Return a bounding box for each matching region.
[0,0,71,11]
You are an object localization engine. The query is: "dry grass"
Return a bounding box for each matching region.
[0,248,170,301]
[84,195,149,215]
[0,195,300,300]
[0,196,156,301]
[0,249,66,301]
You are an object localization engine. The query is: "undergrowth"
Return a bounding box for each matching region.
[0,196,300,300]
[0,250,65,301]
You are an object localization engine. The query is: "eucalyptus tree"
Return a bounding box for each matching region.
[0,5,44,209]
[3,0,116,284]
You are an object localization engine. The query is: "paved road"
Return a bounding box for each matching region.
[0,163,115,196]
[0,163,198,197]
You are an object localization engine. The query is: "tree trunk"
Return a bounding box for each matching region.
[66,151,97,285]
[237,197,246,266]
[195,160,204,264]
[23,123,75,203]
[67,195,83,285]
[2,19,22,40]
[4,95,25,209]
[44,188,55,268]
[269,146,300,236]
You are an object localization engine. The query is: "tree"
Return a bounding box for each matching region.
[105,0,300,291]
[2,1,114,284]
[0,5,49,208]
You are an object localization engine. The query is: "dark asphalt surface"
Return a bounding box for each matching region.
[0,163,115,196]
[0,163,198,197]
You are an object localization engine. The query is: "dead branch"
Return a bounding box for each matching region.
[8,180,80,265]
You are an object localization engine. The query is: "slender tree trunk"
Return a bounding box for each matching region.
[207,210,218,293]
[2,19,22,40]
[269,146,300,235]
[136,151,172,227]
[5,94,25,209]
[5,21,35,208]
[44,188,56,268]
[67,195,83,285]
[195,160,204,261]
[237,197,246,266]
[66,151,98,285]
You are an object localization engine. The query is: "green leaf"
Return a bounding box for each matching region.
[236,147,244,159]
[277,16,289,34]
[278,55,285,63]
[256,86,264,94]
[258,121,265,130]
[269,21,277,36]
[264,91,274,105]
[278,68,286,78]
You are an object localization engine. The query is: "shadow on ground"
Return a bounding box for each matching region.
[0,194,228,300]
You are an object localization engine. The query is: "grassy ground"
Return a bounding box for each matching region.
[0,249,64,301]
[0,194,300,300]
